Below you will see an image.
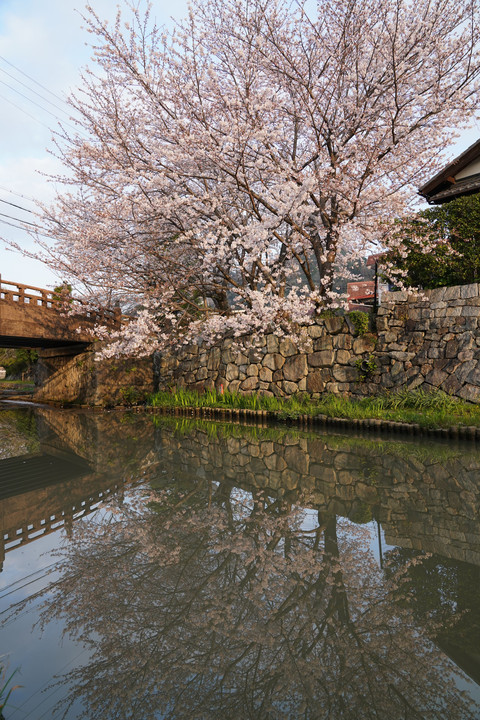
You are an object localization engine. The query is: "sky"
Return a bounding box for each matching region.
[0,0,479,291]
[0,0,189,289]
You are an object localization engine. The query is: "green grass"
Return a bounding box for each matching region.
[0,380,34,391]
[147,387,480,429]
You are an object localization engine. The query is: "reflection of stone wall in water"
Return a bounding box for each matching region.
[155,423,480,567]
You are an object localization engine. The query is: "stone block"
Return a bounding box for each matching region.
[353,337,376,354]
[308,350,335,367]
[375,317,389,331]
[454,360,478,384]
[324,316,345,334]
[459,283,479,299]
[259,366,273,382]
[221,349,235,364]
[444,285,461,301]
[248,348,262,363]
[445,307,462,317]
[241,376,258,391]
[427,346,443,359]
[263,353,285,371]
[425,367,448,386]
[207,347,221,371]
[336,350,351,365]
[407,309,422,321]
[307,325,324,339]
[306,372,325,393]
[458,350,475,361]
[383,290,408,302]
[390,361,404,378]
[283,354,308,382]
[279,337,297,357]
[332,334,353,350]
[458,384,480,403]
[283,380,300,395]
[441,375,462,395]
[445,339,459,358]
[391,350,415,361]
[314,336,333,351]
[427,287,446,302]
[226,363,239,381]
[197,366,208,381]
[466,366,480,385]
[430,301,447,310]
[246,364,259,377]
[266,334,279,353]
[462,306,479,317]
[333,366,358,382]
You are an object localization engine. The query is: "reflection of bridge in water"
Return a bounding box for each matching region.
[0,453,128,571]
[0,408,155,571]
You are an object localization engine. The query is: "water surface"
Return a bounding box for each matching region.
[0,405,479,719]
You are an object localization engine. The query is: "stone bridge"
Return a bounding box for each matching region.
[0,278,121,349]
[0,278,136,400]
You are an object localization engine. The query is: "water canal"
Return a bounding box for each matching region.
[0,404,479,719]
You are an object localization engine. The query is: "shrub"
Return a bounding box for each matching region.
[347,310,369,336]
[387,194,480,289]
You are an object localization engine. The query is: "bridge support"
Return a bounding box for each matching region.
[35,345,90,385]
[34,345,154,406]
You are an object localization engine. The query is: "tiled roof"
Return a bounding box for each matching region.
[427,174,480,203]
[419,138,480,204]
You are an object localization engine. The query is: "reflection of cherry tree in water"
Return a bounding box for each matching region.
[22,479,478,720]
[385,547,480,686]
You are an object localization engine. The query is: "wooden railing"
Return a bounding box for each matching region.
[0,278,121,326]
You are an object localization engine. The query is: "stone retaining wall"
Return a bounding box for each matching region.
[376,283,480,402]
[154,316,377,398]
[155,283,480,404]
[34,282,480,405]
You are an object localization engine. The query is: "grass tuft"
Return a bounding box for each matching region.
[147,387,480,429]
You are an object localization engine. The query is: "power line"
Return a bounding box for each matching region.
[0,79,80,133]
[0,210,42,229]
[0,54,69,106]
[0,92,53,131]
[0,197,35,214]
[0,216,63,243]
[0,66,73,118]
[0,184,37,204]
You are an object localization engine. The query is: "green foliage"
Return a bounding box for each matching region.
[355,354,378,381]
[317,309,337,319]
[52,283,73,304]
[0,663,21,715]
[347,310,369,336]
[389,193,480,288]
[148,386,480,428]
[119,386,145,407]
[0,348,38,379]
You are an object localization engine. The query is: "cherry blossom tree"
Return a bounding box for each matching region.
[33,0,480,352]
